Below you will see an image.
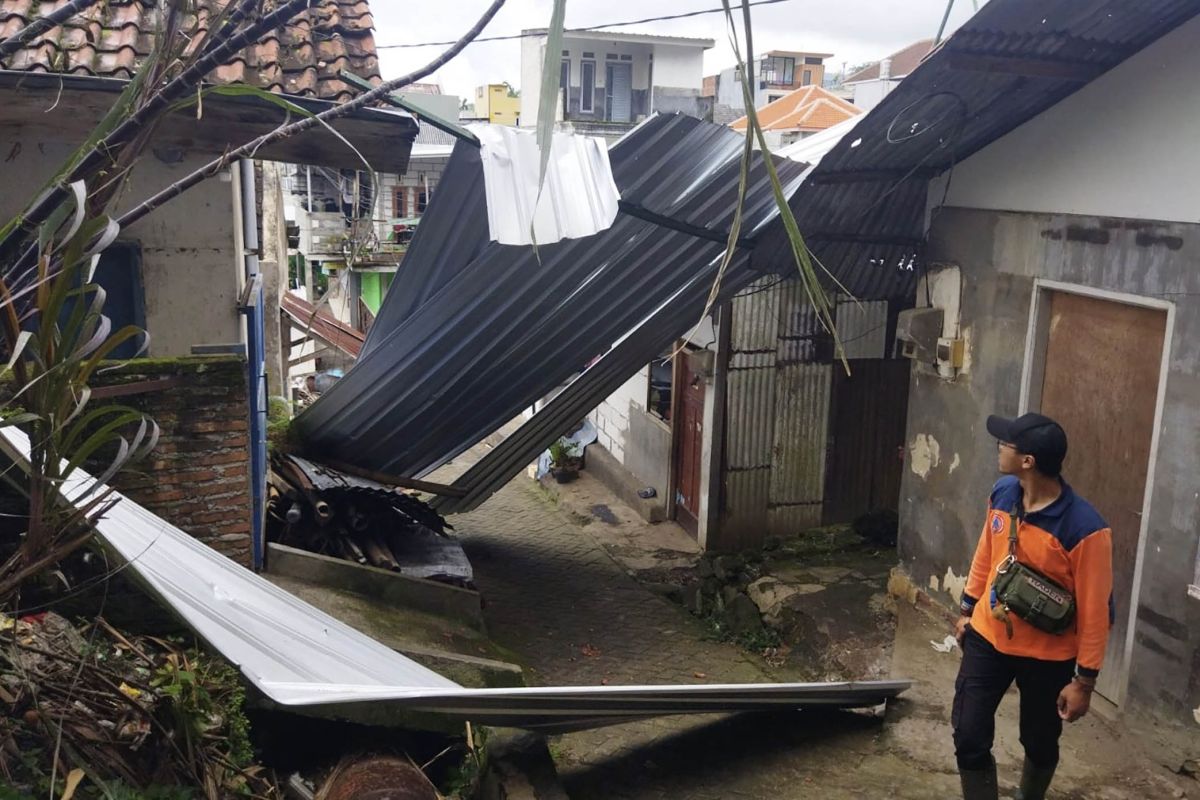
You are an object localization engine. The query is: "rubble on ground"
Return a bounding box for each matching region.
[268,453,473,587]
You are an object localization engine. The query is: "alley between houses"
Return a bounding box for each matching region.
[435,446,1196,800]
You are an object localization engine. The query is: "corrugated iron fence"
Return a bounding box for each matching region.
[722,278,906,547]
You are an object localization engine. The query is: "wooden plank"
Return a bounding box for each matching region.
[316,458,469,498]
[90,376,184,400]
[340,70,480,148]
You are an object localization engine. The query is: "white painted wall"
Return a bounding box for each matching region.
[653,44,704,89]
[929,14,1200,225]
[848,78,896,112]
[716,66,745,110]
[520,35,544,126]
[0,134,243,356]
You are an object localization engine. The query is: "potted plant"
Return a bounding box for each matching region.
[548,439,581,484]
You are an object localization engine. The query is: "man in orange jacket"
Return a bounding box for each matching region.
[953,413,1113,800]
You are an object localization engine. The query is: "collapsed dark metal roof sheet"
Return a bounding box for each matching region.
[771,0,1200,299]
[297,114,808,479]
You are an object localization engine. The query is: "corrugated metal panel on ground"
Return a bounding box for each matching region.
[0,427,911,733]
[768,363,832,535]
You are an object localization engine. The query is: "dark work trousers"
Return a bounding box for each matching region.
[952,626,1076,771]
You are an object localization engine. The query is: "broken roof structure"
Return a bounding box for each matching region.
[0,427,910,732]
[293,114,814,488]
[290,0,1200,515]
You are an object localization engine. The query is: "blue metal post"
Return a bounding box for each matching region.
[239,159,269,570]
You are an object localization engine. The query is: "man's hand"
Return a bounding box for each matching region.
[954,615,970,644]
[1057,680,1092,722]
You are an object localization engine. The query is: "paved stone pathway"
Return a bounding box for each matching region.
[442,457,1195,800]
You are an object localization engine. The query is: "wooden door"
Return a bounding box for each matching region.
[674,353,705,537]
[1038,291,1166,702]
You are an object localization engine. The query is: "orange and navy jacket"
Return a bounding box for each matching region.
[961,476,1114,676]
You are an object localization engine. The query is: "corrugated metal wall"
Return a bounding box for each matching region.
[836,298,889,360]
[723,278,782,547]
[723,277,833,546]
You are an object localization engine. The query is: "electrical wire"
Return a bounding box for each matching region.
[373,0,795,49]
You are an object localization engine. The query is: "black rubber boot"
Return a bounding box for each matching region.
[959,760,999,800]
[1012,757,1056,800]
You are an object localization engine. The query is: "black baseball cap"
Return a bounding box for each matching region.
[986,412,1068,475]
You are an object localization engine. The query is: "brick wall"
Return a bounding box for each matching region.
[589,369,649,464]
[91,356,253,566]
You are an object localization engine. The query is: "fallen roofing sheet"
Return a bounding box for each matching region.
[296,113,809,478]
[470,123,619,246]
[281,291,365,359]
[0,427,909,733]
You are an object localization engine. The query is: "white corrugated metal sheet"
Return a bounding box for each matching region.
[777,115,862,166]
[470,123,619,246]
[0,427,909,731]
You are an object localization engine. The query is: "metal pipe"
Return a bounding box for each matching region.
[934,0,956,45]
[239,158,267,571]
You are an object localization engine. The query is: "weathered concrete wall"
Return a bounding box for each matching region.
[0,135,242,356]
[899,206,1200,728]
[651,87,712,120]
[92,356,253,565]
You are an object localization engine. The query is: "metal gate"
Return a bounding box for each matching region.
[822,359,911,524]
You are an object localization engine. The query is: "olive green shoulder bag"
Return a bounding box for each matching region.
[990,507,1076,637]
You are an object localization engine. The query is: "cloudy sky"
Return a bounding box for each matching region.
[372,0,982,100]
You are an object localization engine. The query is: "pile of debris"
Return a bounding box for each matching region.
[268,454,473,587]
[0,612,276,798]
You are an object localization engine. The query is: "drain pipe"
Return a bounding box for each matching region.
[239,158,267,570]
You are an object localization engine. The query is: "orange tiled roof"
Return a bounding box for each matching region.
[0,0,381,102]
[730,84,860,133]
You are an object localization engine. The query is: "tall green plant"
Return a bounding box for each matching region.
[0,1,224,603]
[717,0,850,372]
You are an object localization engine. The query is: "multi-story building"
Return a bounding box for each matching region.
[706,49,834,123]
[520,29,714,140]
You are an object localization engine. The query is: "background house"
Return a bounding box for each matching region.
[519,29,714,139]
[729,84,861,149]
[706,49,833,124]
[843,39,933,111]
[474,83,521,125]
